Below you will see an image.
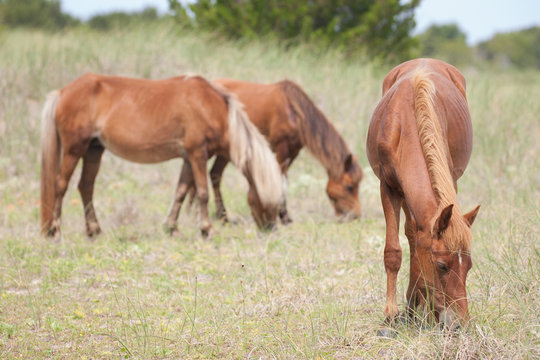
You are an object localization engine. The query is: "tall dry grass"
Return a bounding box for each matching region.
[0,24,538,359]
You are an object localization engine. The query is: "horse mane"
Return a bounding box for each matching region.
[413,69,471,251]
[279,80,359,180]
[195,75,283,209]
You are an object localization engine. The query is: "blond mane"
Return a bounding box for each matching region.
[413,69,471,251]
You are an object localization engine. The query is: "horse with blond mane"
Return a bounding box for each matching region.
[41,73,283,241]
[366,58,480,330]
[178,78,363,225]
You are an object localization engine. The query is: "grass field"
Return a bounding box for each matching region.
[0,24,539,359]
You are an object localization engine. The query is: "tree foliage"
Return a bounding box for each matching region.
[169,0,420,61]
[88,7,159,30]
[478,26,540,69]
[416,23,473,66]
[0,0,79,30]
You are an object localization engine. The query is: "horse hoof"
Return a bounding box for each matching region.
[377,328,397,338]
[45,227,62,242]
[218,216,229,225]
[200,227,214,239]
[395,313,410,326]
[213,210,228,222]
[87,225,102,238]
[163,223,178,236]
[226,217,241,225]
[45,227,56,238]
[384,312,409,326]
[53,232,62,243]
[280,217,293,225]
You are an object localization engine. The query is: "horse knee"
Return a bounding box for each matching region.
[197,190,209,204]
[55,178,69,197]
[78,179,92,194]
[384,248,402,273]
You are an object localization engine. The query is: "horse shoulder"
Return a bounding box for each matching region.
[382,68,402,95]
[444,68,467,99]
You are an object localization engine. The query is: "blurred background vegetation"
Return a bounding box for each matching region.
[0,0,539,69]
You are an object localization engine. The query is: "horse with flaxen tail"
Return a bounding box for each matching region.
[41,73,283,241]
[182,78,363,224]
[367,58,480,330]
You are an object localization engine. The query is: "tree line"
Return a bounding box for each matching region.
[1,0,538,69]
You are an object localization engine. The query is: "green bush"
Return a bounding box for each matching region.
[0,0,79,30]
[88,7,160,31]
[169,0,420,61]
[416,24,473,66]
[478,26,540,69]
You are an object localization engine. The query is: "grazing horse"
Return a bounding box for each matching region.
[366,58,480,329]
[40,73,283,240]
[182,78,363,224]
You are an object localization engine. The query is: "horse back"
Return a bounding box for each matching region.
[214,79,297,149]
[368,59,472,186]
[382,58,467,99]
[55,74,229,163]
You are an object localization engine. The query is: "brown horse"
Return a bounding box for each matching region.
[181,78,363,224]
[366,59,480,329]
[40,73,283,240]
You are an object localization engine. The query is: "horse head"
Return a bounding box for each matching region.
[409,204,480,329]
[247,185,278,231]
[325,154,363,220]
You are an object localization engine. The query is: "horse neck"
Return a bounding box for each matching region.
[280,80,349,180]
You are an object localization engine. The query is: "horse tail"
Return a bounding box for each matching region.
[279,80,356,179]
[224,92,283,210]
[40,90,61,234]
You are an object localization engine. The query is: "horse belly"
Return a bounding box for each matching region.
[98,135,186,164]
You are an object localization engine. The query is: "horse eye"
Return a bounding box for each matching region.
[436,261,449,273]
[346,185,354,193]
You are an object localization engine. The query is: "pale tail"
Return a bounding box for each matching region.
[40,90,61,234]
[225,94,283,209]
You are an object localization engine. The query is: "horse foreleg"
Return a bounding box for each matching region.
[209,155,229,222]
[50,153,81,241]
[189,149,212,237]
[276,143,296,225]
[78,142,104,238]
[164,161,194,234]
[380,182,402,323]
[402,203,420,321]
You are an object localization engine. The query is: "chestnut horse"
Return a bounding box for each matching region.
[182,79,363,224]
[366,59,480,329]
[40,73,283,240]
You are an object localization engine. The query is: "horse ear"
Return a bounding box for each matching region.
[463,205,480,227]
[434,204,453,234]
[344,154,354,173]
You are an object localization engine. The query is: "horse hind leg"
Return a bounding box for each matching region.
[209,155,229,222]
[78,140,104,238]
[50,152,82,241]
[164,160,195,235]
[187,148,213,237]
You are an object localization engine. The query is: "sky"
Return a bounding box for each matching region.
[62,0,540,45]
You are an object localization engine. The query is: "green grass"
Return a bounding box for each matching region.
[0,24,539,359]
